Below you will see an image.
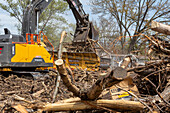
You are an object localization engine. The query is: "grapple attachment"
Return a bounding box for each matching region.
[73,22,99,44]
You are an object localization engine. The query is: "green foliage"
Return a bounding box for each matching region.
[38,0,69,48]
[64,23,76,43]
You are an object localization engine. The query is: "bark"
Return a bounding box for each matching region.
[42,99,145,112]
[52,31,67,103]
[85,67,127,100]
[128,35,138,53]
[151,21,170,35]
[55,59,80,97]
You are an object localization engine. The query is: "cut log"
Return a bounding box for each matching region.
[86,67,127,100]
[151,21,170,35]
[55,59,80,97]
[120,56,131,69]
[42,99,145,112]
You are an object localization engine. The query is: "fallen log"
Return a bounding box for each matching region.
[42,99,145,112]
[55,59,127,100]
[86,67,127,100]
[151,21,170,35]
[56,97,81,103]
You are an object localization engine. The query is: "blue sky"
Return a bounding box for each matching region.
[0,0,96,35]
[66,0,94,23]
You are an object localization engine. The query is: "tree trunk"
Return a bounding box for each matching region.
[55,59,80,97]
[128,35,138,53]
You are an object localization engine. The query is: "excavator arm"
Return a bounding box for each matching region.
[22,0,99,44]
[66,0,99,44]
[22,0,53,37]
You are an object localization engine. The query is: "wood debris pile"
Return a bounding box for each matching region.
[128,58,170,112]
[0,26,169,112]
[127,35,170,112]
[0,62,169,112]
[0,74,74,112]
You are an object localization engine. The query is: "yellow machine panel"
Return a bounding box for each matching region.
[11,44,53,63]
[61,52,100,71]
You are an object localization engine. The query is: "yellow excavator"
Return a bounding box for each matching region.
[0,0,54,74]
[0,0,100,74]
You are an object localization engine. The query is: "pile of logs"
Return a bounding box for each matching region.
[151,21,170,35]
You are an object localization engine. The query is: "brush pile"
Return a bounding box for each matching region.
[0,35,169,112]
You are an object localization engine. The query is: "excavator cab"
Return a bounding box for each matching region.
[0,0,100,72]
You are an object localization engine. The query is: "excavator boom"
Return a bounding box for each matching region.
[22,0,52,37]
[66,0,99,44]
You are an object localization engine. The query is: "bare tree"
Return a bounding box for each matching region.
[91,0,170,53]
[94,17,120,53]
